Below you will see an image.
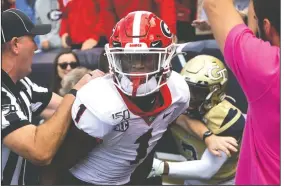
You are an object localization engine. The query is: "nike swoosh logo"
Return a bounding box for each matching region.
[113,41,121,46]
[163,111,172,119]
[151,41,160,47]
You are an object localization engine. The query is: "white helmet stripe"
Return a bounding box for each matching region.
[132,11,145,43]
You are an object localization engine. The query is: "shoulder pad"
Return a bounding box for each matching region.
[76,75,129,125]
[167,71,190,105]
[204,100,244,135]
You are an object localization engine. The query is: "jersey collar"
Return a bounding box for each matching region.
[116,84,172,118]
[1,69,21,97]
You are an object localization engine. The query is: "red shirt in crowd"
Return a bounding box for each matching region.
[58,0,112,44]
[101,0,177,39]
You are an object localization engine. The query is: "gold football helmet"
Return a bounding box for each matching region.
[180,55,228,113]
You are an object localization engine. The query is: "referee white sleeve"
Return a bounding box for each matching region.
[23,77,52,116]
[167,149,228,180]
[1,89,30,140]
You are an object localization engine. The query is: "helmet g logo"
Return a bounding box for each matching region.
[160,21,172,38]
[208,65,227,84]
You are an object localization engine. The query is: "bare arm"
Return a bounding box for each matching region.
[3,94,75,166]
[176,114,208,140]
[3,70,104,166]
[41,69,104,119]
[40,93,62,120]
[175,114,238,157]
[40,122,98,185]
[41,87,109,185]
[203,0,244,54]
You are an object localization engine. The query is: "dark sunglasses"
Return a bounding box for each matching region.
[58,62,79,69]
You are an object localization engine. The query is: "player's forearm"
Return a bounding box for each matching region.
[187,119,209,140]
[33,94,75,164]
[176,115,209,140]
[41,93,62,119]
[166,160,213,180]
[165,149,227,180]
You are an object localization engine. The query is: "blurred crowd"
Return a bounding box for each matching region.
[2,0,251,51]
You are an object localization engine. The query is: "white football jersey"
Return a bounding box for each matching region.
[70,71,190,185]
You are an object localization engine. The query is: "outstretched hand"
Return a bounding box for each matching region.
[72,69,105,91]
[205,134,238,157]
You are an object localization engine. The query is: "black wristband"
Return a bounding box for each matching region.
[202,130,213,141]
[68,89,77,97]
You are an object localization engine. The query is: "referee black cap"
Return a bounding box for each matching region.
[1,8,51,44]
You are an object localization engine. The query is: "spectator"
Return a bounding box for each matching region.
[58,0,108,50]
[60,67,92,96]
[188,0,250,49]
[1,9,100,185]
[1,0,15,11]
[204,0,280,185]
[175,0,251,73]
[35,0,62,51]
[50,49,80,95]
[101,0,177,40]
[193,0,250,32]
[175,0,195,43]
[15,0,40,47]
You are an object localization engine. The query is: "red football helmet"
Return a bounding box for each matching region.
[105,11,176,97]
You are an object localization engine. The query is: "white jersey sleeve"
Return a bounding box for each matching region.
[166,71,190,123]
[71,96,113,139]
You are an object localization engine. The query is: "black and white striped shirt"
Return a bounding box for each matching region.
[1,69,52,185]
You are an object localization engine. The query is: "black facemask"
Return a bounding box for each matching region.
[187,84,210,110]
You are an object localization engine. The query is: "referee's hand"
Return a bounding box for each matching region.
[72,69,105,91]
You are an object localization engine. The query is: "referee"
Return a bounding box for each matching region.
[1,9,103,185]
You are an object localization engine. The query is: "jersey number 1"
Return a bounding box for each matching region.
[130,128,153,165]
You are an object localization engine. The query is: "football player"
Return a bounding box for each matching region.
[148,55,245,185]
[42,11,190,185]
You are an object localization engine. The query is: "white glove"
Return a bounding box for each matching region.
[147,158,165,178]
